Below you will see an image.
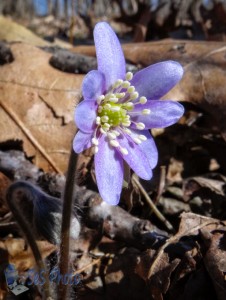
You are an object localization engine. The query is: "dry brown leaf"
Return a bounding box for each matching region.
[0,16,50,47]
[201,231,226,300]
[0,43,83,172]
[0,237,56,270]
[0,16,71,49]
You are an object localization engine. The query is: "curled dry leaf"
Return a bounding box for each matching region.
[201,230,226,300]
[0,237,56,270]
[0,43,83,172]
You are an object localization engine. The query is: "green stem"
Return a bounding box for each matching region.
[57,147,78,300]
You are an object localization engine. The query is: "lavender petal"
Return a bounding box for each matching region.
[131,61,183,99]
[74,100,97,133]
[95,135,124,205]
[73,130,92,153]
[82,70,105,101]
[130,100,184,129]
[94,22,126,90]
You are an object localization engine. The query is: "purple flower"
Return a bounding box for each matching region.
[73,22,184,205]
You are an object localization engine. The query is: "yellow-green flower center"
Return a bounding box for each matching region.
[91,72,150,155]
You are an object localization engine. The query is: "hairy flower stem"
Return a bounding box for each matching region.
[6,185,51,300]
[57,146,78,300]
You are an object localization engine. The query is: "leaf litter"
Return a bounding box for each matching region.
[0,16,226,300]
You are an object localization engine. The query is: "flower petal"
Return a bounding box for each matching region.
[130,100,184,129]
[82,70,105,101]
[73,130,92,153]
[116,133,153,180]
[130,130,158,169]
[94,22,126,90]
[131,61,183,99]
[74,100,97,133]
[95,135,124,205]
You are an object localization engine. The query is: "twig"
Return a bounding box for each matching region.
[155,166,166,205]
[0,100,62,174]
[148,219,218,279]
[57,147,78,300]
[132,175,174,232]
[6,184,52,300]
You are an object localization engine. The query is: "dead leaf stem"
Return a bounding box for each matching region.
[132,175,174,232]
[155,166,166,206]
[148,220,219,279]
[0,100,62,174]
[57,147,78,300]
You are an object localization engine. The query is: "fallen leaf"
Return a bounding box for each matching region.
[0,43,83,172]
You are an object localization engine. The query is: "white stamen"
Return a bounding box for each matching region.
[109,97,118,103]
[124,102,134,110]
[116,92,125,98]
[127,86,135,93]
[92,137,99,146]
[133,137,142,144]
[98,106,103,113]
[126,72,133,81]
[139,135,147,141]
[101,116,109,122]
[122,81,130,88]
[111,129,120,136]
[102,123,110,131]
[139,96,147,104]
[142,109,151,115]
[110,140,119,147]
[93,146,98,154]
[96,116,101,125]
[136,122,145,130]
[123,128,131,135]
[110,106,120,112]
[122,121,131,127]
[114,79,123,87]
[130,92,139,100]
[120,147,128,155]
[100,128,107,134]
[104,103,111,109]
[107,132,117,140]
[97,95,105,104]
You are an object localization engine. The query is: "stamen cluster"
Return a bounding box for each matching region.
[91,72,151,154]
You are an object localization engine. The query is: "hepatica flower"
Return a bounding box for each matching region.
[73,22,184,205]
